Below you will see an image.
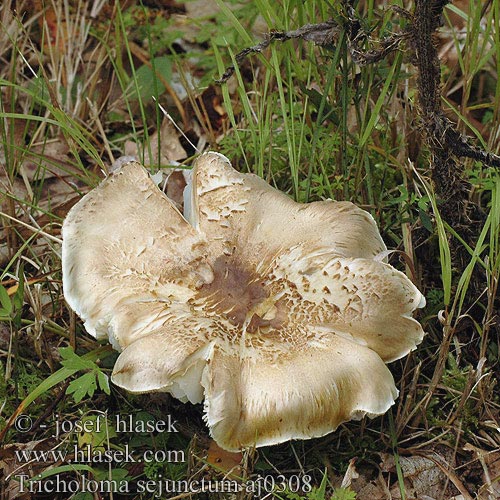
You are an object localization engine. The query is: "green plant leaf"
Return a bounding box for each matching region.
[97,370,110,395]
[0,285,12,315]
[332,487,357,500]
[93,467,130,482]
[419,208,433,233]
[308,470,328,500]
[72,493,94,500]
[77,415,116,449]
[12,269,25,311]
[31,464,94,480]
[59,347,98,371]
[129,56,172,102]
[66,372,97,403]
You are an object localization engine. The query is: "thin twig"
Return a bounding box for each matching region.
[216,20,339,83]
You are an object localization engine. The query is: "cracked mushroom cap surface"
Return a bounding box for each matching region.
[62,152,425,451]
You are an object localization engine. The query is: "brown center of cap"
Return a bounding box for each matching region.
[195,255,286,333]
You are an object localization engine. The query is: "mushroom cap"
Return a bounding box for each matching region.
[62,152,425,451]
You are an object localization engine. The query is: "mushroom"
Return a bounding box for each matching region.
[62,152,425,451]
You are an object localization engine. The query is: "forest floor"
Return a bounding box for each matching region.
[0,1,499,499]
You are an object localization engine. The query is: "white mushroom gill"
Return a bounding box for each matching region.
[62,151,426,452]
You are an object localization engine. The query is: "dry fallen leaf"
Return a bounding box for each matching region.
[0,156,86,266]
[464,444,500,499]
[206,440,243,478]
[165,169,188,211]
[124,118,186,166]
[341,458,360,488]
[21,139,83,181]
[0,439,61,500]
[378,450,471,500]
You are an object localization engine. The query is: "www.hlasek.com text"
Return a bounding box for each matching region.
[15,443,185,464]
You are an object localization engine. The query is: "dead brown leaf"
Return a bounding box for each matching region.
[464,444,500,499]
[165,169,188,211]
[377,450,473,500]
[125,118,187,166]
[206,440,243,478]
[20,139,82,181]
[0,438,62,500]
